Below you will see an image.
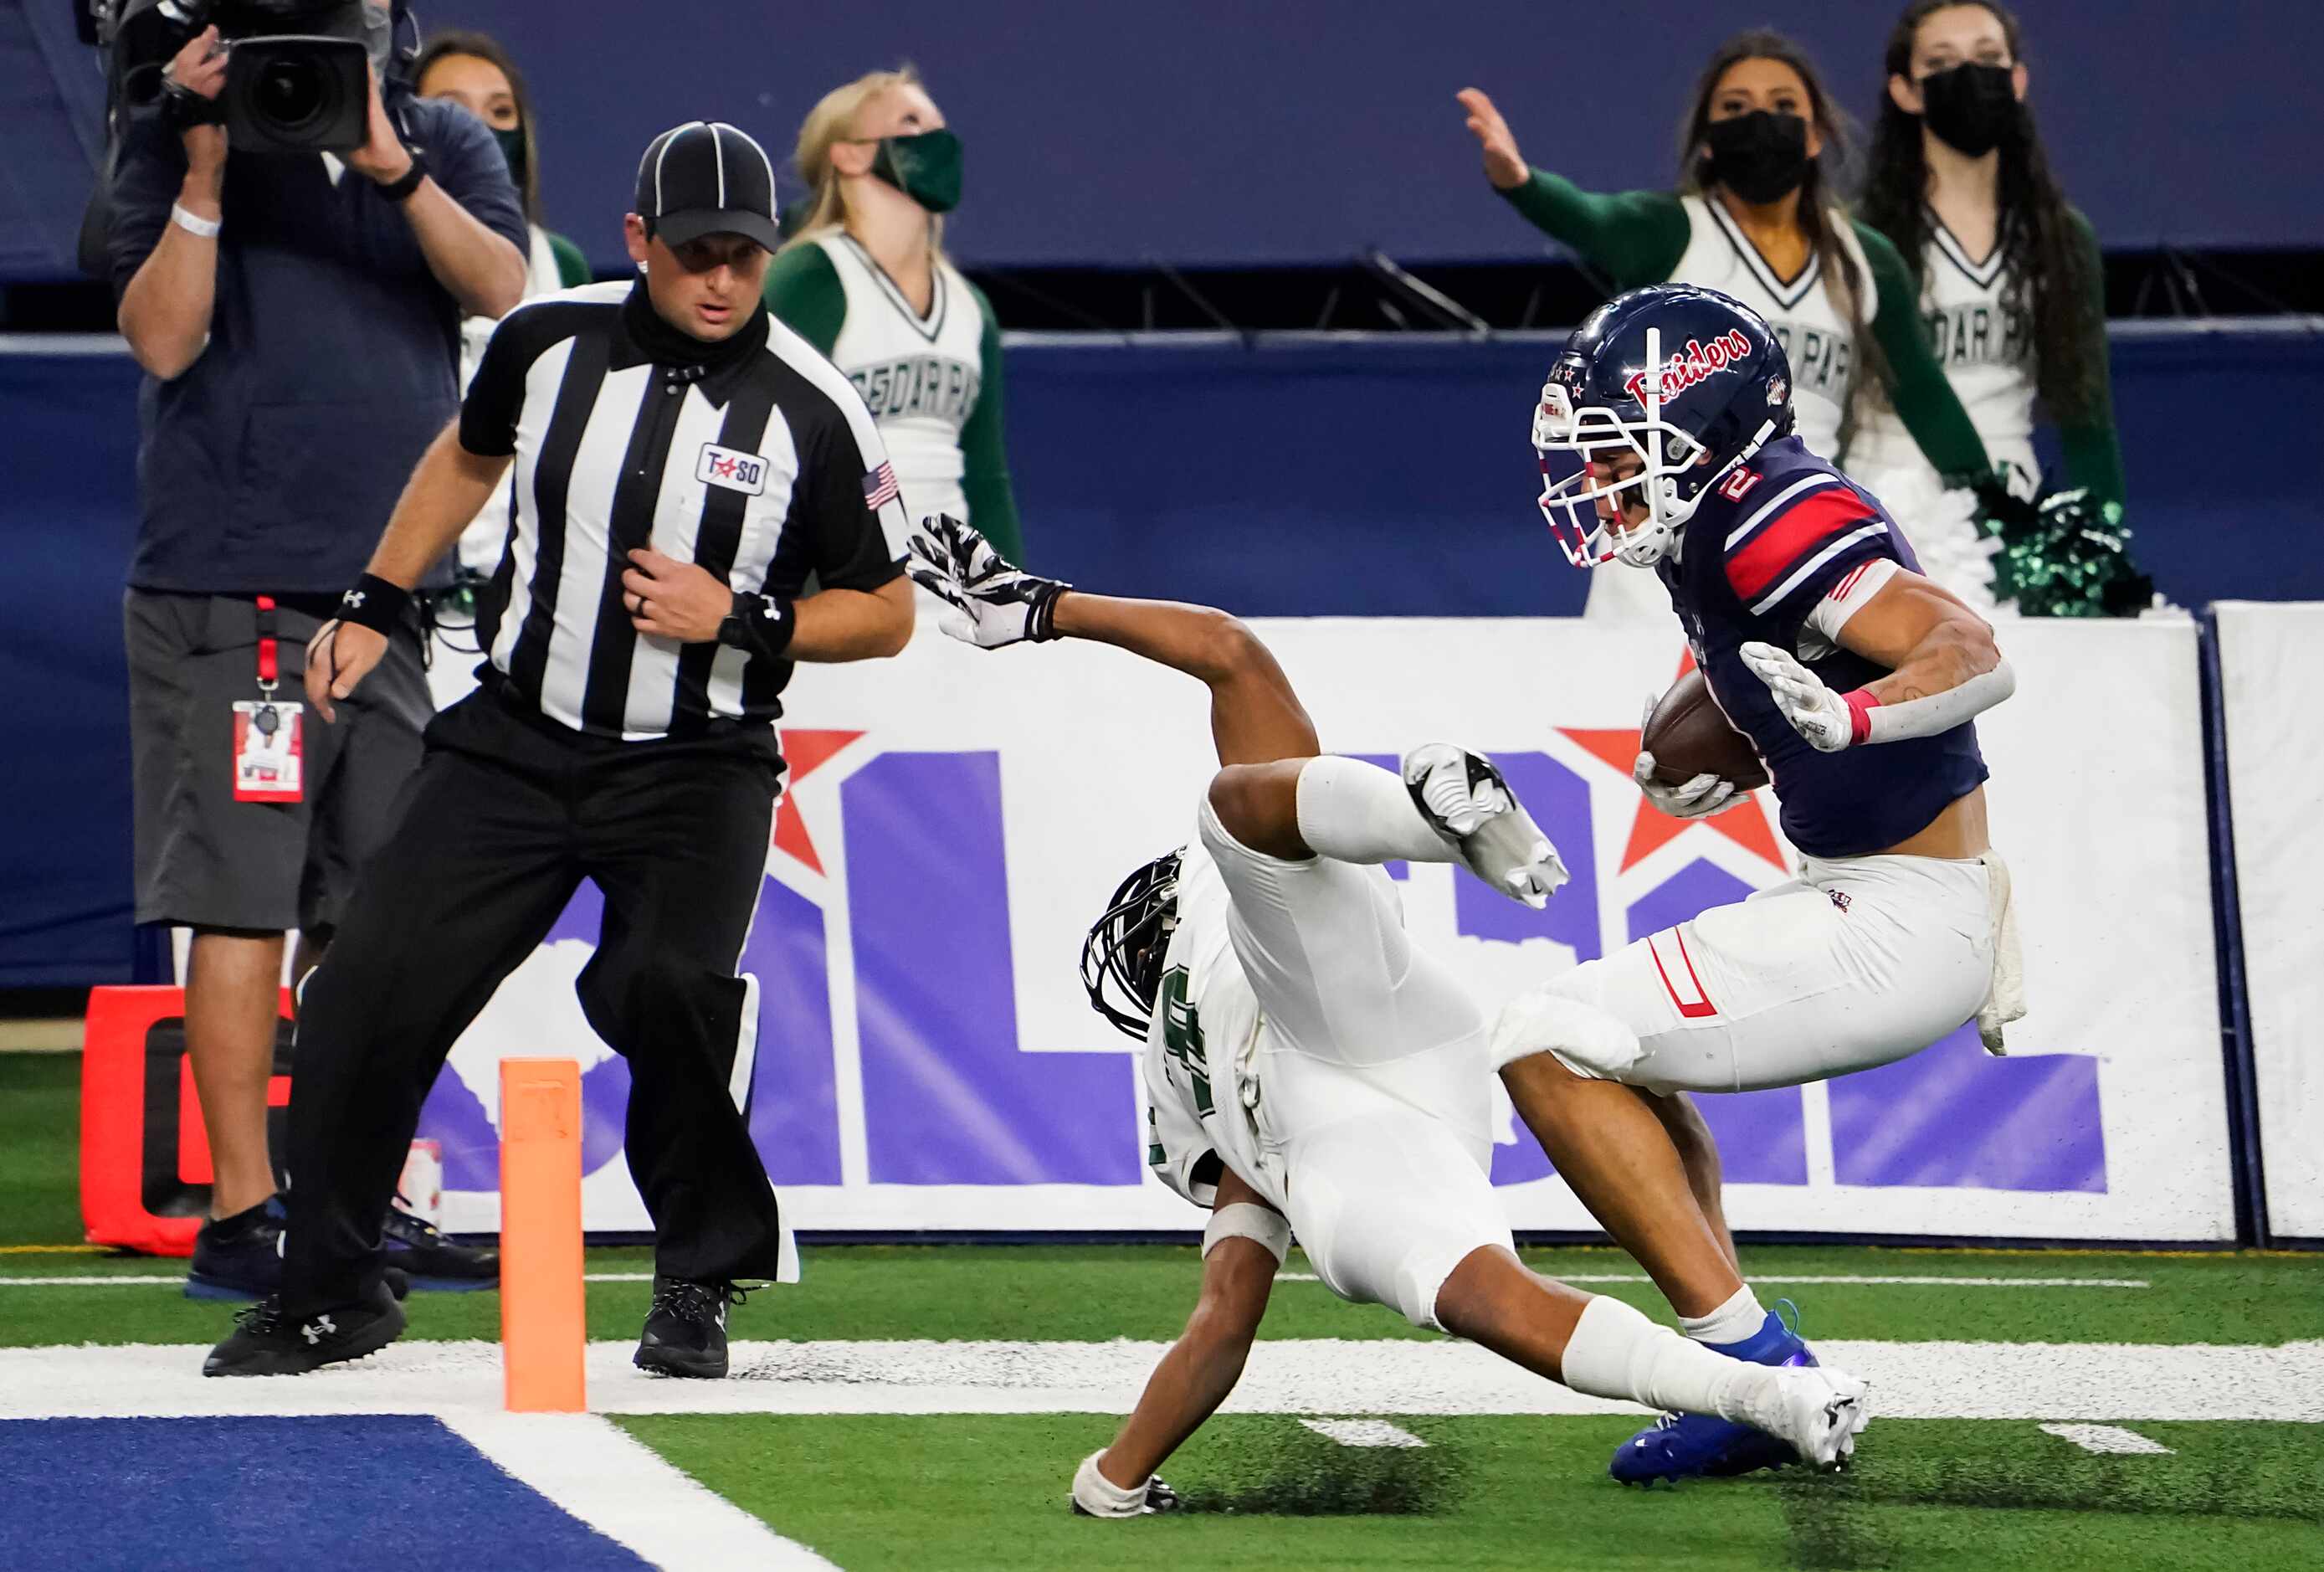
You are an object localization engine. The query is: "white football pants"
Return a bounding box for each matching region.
[1199,799,1513,1328]
[1502,851,2010,1094]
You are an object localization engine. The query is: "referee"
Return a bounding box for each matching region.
[205,120,914,1379]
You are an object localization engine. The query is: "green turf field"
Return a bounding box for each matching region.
[3,1051,2319,1569]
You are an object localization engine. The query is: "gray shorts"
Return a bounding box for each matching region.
[126,589,434,935]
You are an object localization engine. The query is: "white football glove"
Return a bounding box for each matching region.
[905,514,1070,650]
[1631,695,1745,819]
[1739,640,1854,752]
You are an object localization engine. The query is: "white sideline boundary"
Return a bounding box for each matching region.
[1,1338,2317,1423]
[442,1412,836,1569]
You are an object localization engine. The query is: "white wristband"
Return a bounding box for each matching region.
[170,203,222,239]
[1202,1201,1291,1264]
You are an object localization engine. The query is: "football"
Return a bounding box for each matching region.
[1641,667,1769,790]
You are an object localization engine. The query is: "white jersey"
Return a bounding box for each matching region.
[1670,194,1875,462]
[1141,841,1285,1213]
[1141,806,1512,1330]
[813,232,985,526]
[455,225,567,574]
[1852,216,2040,500]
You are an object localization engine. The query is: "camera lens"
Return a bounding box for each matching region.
[254,58,326,130]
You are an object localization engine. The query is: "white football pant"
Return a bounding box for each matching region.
[1198,799,1513,1328]
[1501,851,2009,1093]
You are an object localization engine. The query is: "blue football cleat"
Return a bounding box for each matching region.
[1608,1302,1817,1486]
[184,1196,286,1301]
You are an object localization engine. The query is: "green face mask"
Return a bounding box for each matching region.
[871,128,962,214]
[492,126,529,198]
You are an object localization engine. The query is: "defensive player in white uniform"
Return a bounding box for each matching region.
[1458,31,1993,620]
[763,67,1023,560]
[1505,284,2021,1483]
[905,513,1871,1518]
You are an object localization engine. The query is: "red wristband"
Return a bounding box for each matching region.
[1841,688,1879,747]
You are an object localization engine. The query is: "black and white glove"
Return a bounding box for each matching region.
[906,514,1070,650]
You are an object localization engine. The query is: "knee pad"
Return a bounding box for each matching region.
[1489,974,1644,1079]
[1203,1201,1292,1265]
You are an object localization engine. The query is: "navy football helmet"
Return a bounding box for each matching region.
[1533,284,1794,569]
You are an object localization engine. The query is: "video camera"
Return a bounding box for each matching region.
[103,0,403,154]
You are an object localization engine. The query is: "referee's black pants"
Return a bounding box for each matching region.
[281,681,788,1314]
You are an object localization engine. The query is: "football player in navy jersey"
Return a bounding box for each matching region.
[1492,284,2025,1485]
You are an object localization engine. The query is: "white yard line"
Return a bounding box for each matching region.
[2039,1422,2176,1455]
[1,1271,2150,1291]
[443,1411,837,1569]
[1274,1272,2147,1288]
[1301,1418,1427,1448]
[2,1338,2316,1423]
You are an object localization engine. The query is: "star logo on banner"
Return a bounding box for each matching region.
[1557,652,1786,873]
[772,730,865,875]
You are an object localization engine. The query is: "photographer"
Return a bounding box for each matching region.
[107,3,527,1299]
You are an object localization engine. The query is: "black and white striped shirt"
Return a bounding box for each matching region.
[458,280,908,739]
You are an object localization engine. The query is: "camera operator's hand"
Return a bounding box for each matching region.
[623,548,736,643]
[305,620,386,723]
[347,65,415,188]
[163,27,228,179]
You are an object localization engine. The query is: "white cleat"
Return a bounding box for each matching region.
[1401,743,1569,909]
[1770,1366,1871,1472]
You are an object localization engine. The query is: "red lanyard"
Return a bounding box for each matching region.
[255,594,280,696]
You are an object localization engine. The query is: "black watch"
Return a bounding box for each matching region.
[377,148,428,203]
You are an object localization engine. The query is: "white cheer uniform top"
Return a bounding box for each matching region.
[456,224,567,574]
[1851,213,2040,501]
[810,232,985,527]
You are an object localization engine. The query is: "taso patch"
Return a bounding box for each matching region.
[696,443,767,496]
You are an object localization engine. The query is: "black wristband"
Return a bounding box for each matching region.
[338,573,412,635]
[717,591,797,661]
[1026,580,1069,642]
[159,79,225,134]
[377,149,428,203]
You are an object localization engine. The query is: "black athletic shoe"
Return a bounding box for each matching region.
[184,1197,285,1302]
[381,1203,499,1292]
[634,1277,744,1379]
[203,1280,406,1377]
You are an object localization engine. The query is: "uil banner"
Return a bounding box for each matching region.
[419,615,2233,1242]
[2213,601,2324,1241]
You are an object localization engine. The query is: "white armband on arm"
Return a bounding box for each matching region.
[1203,1202,1292,1264]
[1844,658,2017,744]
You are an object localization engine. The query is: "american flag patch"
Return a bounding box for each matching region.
[861,461,900,511]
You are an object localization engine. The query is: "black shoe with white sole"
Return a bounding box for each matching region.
[634,1277,745,1379]
[203,1279,406,1377]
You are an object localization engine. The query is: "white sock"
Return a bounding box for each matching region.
[1557,1295,1783,1428]
[1679,1284,1767,1347]
[1293,756,1453,865]
[1071,1451,1149,1518]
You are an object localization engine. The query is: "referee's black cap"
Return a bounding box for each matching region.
[635,121,782,252]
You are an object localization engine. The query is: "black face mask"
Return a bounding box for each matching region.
[1703,110,1811,205]
[1918,61,2022,157]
